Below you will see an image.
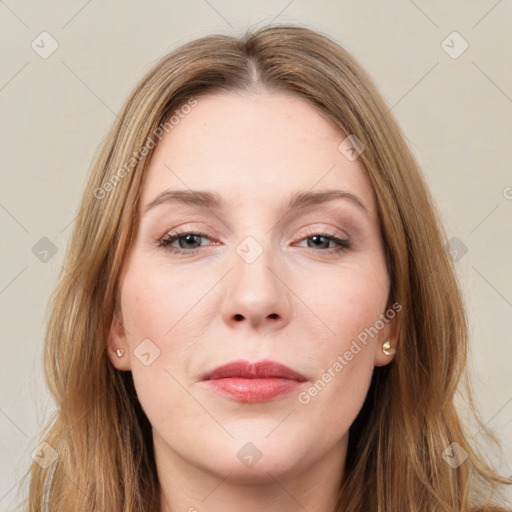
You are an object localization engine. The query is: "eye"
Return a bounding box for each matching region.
[157,229,351,256]
[157,230,215,254]
[294,231,351,253]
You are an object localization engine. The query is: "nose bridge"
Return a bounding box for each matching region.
[232,231,280,301]
[220,225,291,329]
[229,203,276,275]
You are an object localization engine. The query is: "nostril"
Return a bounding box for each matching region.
[234,314,244,321]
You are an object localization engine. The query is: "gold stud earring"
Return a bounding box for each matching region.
[116,349,125,358]
[382,339,395,356]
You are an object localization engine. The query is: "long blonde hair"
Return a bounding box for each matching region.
[18,24,511,511]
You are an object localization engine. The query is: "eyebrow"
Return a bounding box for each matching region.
[144,189,368,216]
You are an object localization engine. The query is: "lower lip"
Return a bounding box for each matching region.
[204,378,304,403]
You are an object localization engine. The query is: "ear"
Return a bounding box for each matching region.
[106,309,131,371]
[373,312,400,367]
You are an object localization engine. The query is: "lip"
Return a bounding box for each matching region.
[200,359,307,403]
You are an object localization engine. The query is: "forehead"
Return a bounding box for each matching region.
[141,91,376,215]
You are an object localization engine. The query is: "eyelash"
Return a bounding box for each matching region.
[157,229,351,256]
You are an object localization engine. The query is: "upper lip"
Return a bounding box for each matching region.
[200,359,307,382]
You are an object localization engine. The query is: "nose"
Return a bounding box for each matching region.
[220,240,292,333]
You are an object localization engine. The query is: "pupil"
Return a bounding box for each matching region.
[310,235,328,249]
[181,234,199,249]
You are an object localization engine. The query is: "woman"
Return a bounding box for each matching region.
[19,24,510,511]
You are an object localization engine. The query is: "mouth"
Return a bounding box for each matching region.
[200,359,308,403]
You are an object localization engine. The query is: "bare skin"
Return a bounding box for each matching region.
[108,90,397,512]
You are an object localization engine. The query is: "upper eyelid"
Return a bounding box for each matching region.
[148,202,364,230]
[153,211,359,249]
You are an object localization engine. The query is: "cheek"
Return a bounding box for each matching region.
[297,324,376,417]
[290,265,386,426]
[120,259,214,350]
[118,258,217,423]
[121,269,205,432]
[298,262,389,345]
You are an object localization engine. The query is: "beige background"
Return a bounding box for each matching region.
[1,0,511,508]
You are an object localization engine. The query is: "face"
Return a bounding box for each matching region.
[108,90,397,483]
